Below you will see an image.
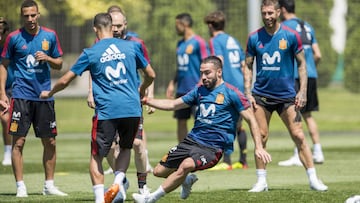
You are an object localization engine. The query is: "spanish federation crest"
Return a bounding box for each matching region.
[42,39,49,51]
[279,38,287,50]
[215,93,224,104]
[185,44,194,54]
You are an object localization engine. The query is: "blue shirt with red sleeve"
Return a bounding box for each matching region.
[1,26,63,101]
[176,35,209,95]
[246,24,303,98]
[182,82,250,153]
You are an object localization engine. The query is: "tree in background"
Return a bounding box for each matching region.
[0,0,356,93]
[344,1,359,93]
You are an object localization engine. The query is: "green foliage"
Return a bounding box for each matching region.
[0,0,356,92]
[144,0,216,91]
[296,0,337,87]
[344,1,360,93]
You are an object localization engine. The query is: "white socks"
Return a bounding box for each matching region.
[93,184,104,203]
[306,168,318,183]
[44,180,55,188]
[313,144,322,154]
[4,145,11,153]
[114,171,125,185]
[150,185,165,201]
[293,147,299,157]
[16,180,26,188]
[256,169,267,184]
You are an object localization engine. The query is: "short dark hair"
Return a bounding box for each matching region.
[93,13,112,29]
[202,56,223,70]
[176,13,193,27]
[279,0,295,13]
[204,11,226,31]
[261,0,280,9]
[0,17,10,33]
[107,5,124,14]
[21,0,39,15]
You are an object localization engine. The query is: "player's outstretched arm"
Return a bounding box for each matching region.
[40,71,77,99]
[143,97,189,111]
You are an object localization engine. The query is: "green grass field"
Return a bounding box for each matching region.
[0,86,359,202]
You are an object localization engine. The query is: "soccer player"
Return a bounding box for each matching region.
[204,10,249,171]
[244,0,327,192]
[278,0,324,166]
[0,0,67,197]
[166,13,209,143]
[0,17,13,166]
[40,13,155,203]
[132,56,272,203]
[87,6,155,198]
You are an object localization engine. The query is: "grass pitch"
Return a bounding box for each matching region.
[0,132,359,203]
[0,86,359,202]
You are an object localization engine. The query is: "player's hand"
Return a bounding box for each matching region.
[35,51,49,63]
[295,91,307,111]
[0,100,9,115]
[246,94,258,110]
[0,93,9,106]
[255,148,272,164]
[145,105,155,114]
[39,91,51,99]
[87,92,95,109]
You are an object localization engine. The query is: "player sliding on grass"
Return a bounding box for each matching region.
[132,56,271,203]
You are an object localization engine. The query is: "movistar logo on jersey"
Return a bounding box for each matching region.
[100,44,125,63]
[105,62,126,80]
[197,103,216,124]
[177,54,189,71]
[26,55,39,67]
[262,51,281,71]
[105,62,128,86]
[25,55,44,73]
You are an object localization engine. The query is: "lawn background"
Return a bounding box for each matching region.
[0,86,359,202]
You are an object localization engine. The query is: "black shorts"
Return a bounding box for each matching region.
[8,98,57,137]
[174,93,196,119]
[295,78,319,113]
[91,116,140,157]
[253,94,294,115]
[159,137,222,172]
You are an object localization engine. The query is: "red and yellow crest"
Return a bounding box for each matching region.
[10,121,18,132]
[215,93,224,104]
[279,38,287,50]
[185,44,194,54]
[42,39,49,51]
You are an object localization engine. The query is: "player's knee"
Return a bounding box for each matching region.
[153,165,169,178]
[132,139,144,153]
[179,158,195,172]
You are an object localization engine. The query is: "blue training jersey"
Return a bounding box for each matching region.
[209,33,246,92]
[1,27,63,101]
[70,38,148,120]
[246,24,303,99]
[182,82,250,153]
[282,18,318,79]
[176,35,209,95]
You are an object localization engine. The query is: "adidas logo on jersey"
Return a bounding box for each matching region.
[226,37,240,50]
[100,44,125,63]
